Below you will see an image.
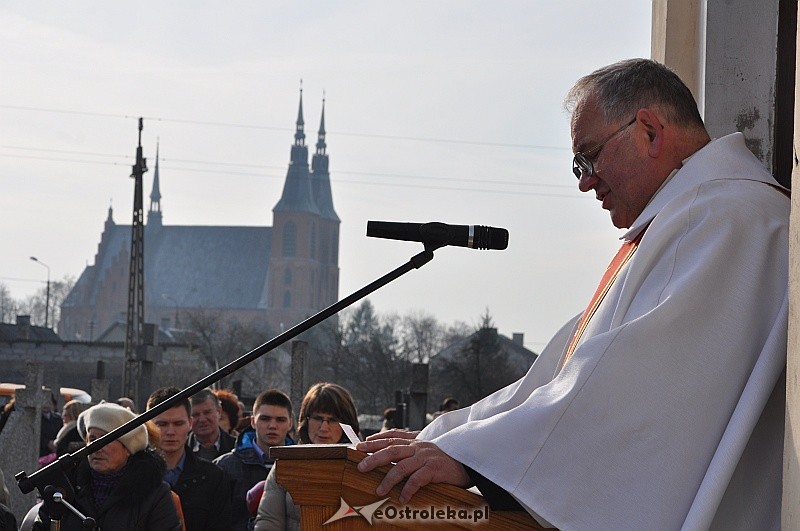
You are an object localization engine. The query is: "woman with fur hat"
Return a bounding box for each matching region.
[29,402,182,530]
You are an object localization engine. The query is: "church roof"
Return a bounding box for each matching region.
[147,225,271,308]
[68,221,271,310]
[273,162,320,215]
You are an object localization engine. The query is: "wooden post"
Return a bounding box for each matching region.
[290,341,308,416]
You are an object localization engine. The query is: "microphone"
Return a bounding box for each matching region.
[366,221,509,250]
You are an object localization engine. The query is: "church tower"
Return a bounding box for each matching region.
[267,88,339,330]
[310,97,340,309]
[147,142,163,228]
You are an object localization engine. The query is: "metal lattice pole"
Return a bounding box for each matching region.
[123,118,147,404]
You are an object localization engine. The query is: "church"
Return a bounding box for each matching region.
[58,92,340,341]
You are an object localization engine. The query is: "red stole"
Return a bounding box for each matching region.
[560,227,648,370]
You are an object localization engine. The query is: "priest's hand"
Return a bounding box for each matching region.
[356,436,471,504]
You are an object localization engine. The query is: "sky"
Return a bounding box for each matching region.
[0,1,652,351]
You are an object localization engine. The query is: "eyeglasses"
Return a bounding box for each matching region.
[572,117,636,179]
[308,414,340,427]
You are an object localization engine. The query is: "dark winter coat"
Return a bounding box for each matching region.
[213,429,294,531]
[34,449,182,531]
[187,428,236,461]
[173,451,234,531]
[0,502,16,531]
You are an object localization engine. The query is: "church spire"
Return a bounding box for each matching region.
[274,86,316,214]
[104,200,115,231]
[294,80,305,147]
[147,140,163,226]
[315,94,326,155]
[311,94,338,222]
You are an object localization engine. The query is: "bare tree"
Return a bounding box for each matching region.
[166,302,519,417]
[299,315,347,386]
[181,308,275,391]
[324,301,410,415]
[398,310,448,363]
[0,283,17,323]
[17,275,75,331]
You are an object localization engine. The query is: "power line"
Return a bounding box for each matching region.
[0,145,578,195]
[0,104,579,197]
[1,103,570,151]
[0,144,125,159]
[0,104,128,120]
[0,275,43,285]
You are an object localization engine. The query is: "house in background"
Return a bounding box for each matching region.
[428,327,537,407]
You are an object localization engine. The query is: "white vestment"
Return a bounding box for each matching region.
[419,133,789,530]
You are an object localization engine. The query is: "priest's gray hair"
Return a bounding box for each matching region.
[564,58,706,130]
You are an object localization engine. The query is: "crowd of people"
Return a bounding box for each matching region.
[10,382,374,531]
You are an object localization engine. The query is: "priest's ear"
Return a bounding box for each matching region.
[635,108,665,158]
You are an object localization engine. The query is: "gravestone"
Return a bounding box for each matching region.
[290,341,308,418]
[0,362,48,522]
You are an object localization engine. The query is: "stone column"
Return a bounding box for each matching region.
[407,363,429,431]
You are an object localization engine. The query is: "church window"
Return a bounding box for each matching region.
[283,222,297,257]
[320,227,329,262]
[284,268,292,286]
[310,224,317,260]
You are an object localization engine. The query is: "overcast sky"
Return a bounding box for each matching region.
[0,1,651,350]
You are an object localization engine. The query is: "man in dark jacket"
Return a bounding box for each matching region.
[187,389,236,461]
[214,389,294,531]
[147,387,234,531]
[39,392,62,457]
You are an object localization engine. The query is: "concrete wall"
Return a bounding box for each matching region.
[0,341,207,400]
[704,0,781,170]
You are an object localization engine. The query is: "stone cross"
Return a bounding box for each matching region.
[0,361,48,522]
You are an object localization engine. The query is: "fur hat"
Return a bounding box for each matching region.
[77,402,148,455]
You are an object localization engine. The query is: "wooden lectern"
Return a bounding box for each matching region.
[271,445,542,530]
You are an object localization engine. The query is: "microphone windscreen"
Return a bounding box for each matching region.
[473,226,509,250]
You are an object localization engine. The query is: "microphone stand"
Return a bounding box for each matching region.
[16,246,436,528]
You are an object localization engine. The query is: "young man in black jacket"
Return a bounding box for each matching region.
[147,387,234,531]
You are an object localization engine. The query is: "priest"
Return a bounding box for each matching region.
[357,58,789,531]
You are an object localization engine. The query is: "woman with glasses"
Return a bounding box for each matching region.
[254,382,359,531]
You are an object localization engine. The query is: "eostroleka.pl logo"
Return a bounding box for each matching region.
[323,497,491,526]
